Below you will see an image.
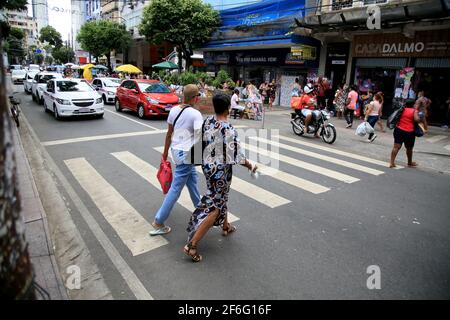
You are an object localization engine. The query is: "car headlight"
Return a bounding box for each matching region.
[146,97,159,104]
[95,97,103,104]
[56,98,71,105]
[107,91,115,96]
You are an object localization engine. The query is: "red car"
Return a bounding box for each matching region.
[115,79,180,118]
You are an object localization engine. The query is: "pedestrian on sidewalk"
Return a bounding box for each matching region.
[183,93,257,262]
[390,99,422,168]
[334,84,348,119]
[442,97,450,129]
[376,91,386,132]
[364,92,383,143]
[268,79,277,111]
[344,85,358,128]
[414,91,431,133]
[150,84,203,236]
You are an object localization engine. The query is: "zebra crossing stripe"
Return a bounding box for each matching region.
[152,147,290,208]
[250,136,384,176]
[426,135,447,143]
[444,144,450,151]
[64,158,168,257]
[113,151,240,223]
[241,142,359,184]
[275,134,402,169]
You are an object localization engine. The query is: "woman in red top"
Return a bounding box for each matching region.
[390,99,422,168]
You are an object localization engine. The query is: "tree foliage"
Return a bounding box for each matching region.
[39,26,63,48]
[139,0,220,71]
[77,20,132,69]
[5,27,25,63]
[52,46,74,64]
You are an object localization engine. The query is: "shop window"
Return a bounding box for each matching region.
[332,0,353,11]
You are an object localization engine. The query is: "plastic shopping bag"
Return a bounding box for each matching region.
[157,158,173,194]
[356,122,367,136]
[365,122,374,134]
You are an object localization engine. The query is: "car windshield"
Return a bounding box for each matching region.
[104,79,121,87]
[28,72,38,79]
[138,82,170,93]
[56,81,94,92]
[38,75,56,83]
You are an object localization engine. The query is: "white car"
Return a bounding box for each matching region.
[43,78,104,120]
[11,69,27,84]
[24,71,39,94]
[28,64,40,72]
[92,77,122,104]
[32,72,62,105]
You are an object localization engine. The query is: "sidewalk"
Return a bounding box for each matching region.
[12,121,68,300]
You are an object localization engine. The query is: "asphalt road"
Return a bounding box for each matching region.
[15,84,450,299]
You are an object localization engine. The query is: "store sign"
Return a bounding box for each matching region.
[235,54,278,64]
[285,53,306,65]
[332,60,346,65]
[291,45,317,60]
[353,30,450,58]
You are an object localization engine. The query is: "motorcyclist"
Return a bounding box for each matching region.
[296,83,319,137]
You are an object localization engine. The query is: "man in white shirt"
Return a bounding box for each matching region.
[150,84,203,236]
[230,89,244,118]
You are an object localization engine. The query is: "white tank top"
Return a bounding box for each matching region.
[369,100,382,116]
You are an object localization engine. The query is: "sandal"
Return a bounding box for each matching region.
[183,243,202,262]
[222,223,236,237]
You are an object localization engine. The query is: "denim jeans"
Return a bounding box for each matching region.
[154,149,201,225]
[367,115,379,139]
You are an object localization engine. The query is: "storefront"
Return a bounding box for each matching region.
[201,0,320,107]
[352,29,450,123]
[324,43,350,91]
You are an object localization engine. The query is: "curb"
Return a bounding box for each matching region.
[18,108,113,300]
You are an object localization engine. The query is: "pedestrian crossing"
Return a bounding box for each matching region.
[64,137,397,257]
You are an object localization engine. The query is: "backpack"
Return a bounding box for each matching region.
[387,106,405,129]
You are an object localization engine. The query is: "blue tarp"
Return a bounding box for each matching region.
[219,0,304,27]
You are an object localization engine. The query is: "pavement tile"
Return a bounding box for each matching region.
[32,256,65,300]
[25,220,50,257]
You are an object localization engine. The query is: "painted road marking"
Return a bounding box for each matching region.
[275,134,402,169]
[426,135,447,143]
[104,109,160,130]
[444,145,450,151]
[112,151,240,223]
[250,136,385,176]
[43,130,166,146]
[241,142,359,184]
[153,147,290,209]
[65,158,168,256]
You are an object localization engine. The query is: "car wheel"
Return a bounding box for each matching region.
[137,105,145,119]
[102,94,107,105]
[115,99,122,112]
[53,104,60,120]
[32,92,36,102]
[97,114,104,119]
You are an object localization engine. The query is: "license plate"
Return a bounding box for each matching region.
[79,108,90,113]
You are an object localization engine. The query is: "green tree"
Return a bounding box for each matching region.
[5,27,25,64]
[34,53,44,64]
[139,0,220,72]
[45,55,53,65]
[77,20,132,70]
[39,25,63,48]
[52,46,75,64]
[0,0,36,300]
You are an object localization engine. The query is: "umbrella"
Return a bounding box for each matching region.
[80,64,95,70]
[115,64,142,74]
[152,61,178,69]
[93,64,108,70]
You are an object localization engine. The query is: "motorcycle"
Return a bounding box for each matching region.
[290,108,337,144]
[9,94,21,127]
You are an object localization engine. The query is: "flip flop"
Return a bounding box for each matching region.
[149,226,171,236]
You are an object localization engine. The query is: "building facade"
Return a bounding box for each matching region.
[71,0,88,64]
[101,0,123,23]
[85,0,102,21]
[299,0,450,123]
[31,0,48,33]
[202,0,321,107]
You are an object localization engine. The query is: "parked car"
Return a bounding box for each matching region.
[115,80,180,118]
[92,77,122,104]
[24,71,39,94]
[11,69,27,84]
[43,78,104,120]
[32,72,63,105]
[8,64,23,72]
[28,64,40,72]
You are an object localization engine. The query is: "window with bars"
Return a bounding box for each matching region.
[332,0,353,11]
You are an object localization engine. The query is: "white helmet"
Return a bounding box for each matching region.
[304,83,314,94]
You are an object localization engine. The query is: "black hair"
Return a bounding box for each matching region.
[404,99,415,108]
[295,78,299,83]
[234,89,239,95]
[213,93,231,115]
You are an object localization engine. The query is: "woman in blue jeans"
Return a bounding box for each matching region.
[364,93,383,143]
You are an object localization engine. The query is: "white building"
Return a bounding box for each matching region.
[31,0,48,33]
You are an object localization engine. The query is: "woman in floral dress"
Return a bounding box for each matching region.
[184,93,257,262]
